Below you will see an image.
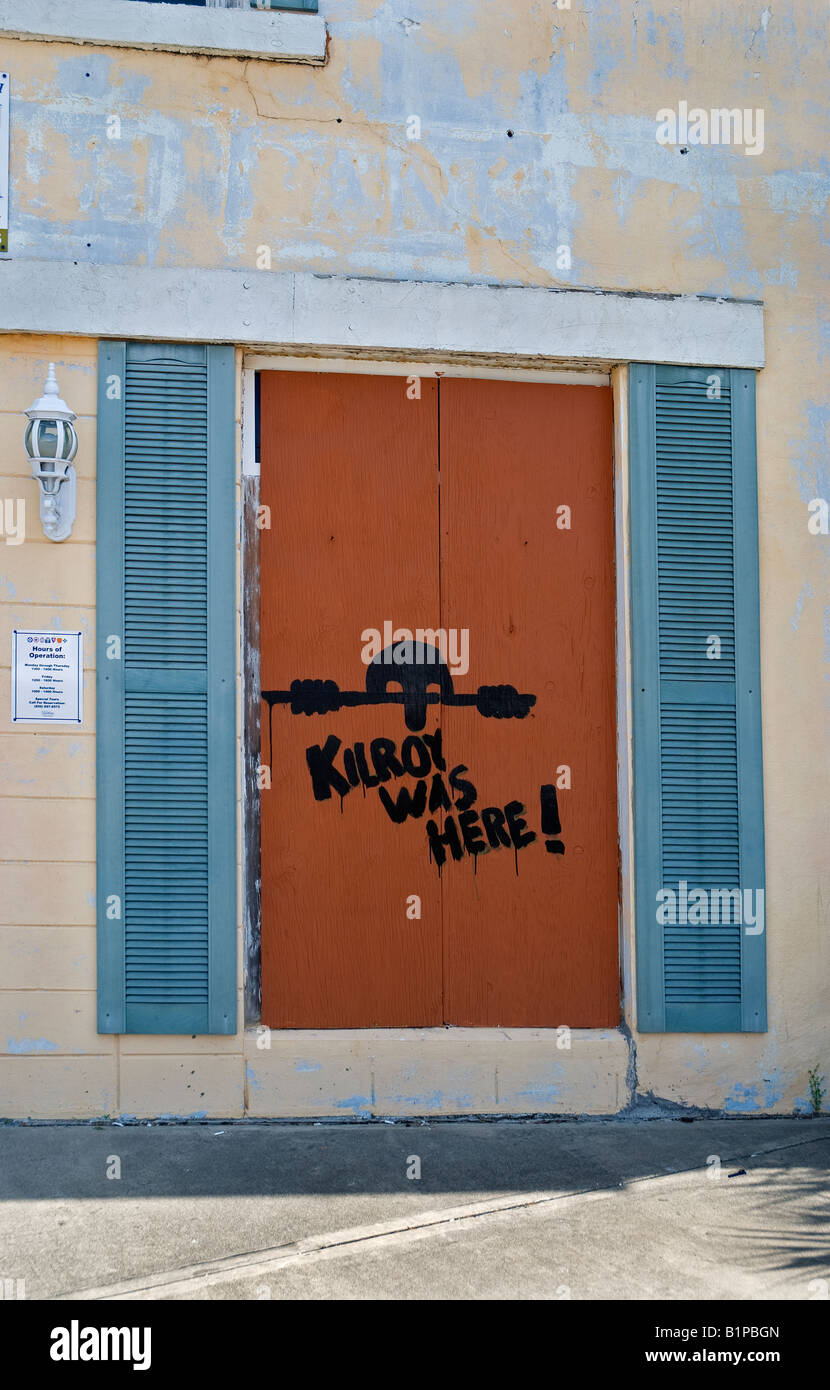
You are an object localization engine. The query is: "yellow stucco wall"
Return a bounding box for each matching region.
[0,0,826,1117]
[0,337,107,1115]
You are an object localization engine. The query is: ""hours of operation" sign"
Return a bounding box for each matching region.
[11,630,83,724]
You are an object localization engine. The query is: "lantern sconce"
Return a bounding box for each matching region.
[24,363,78,542]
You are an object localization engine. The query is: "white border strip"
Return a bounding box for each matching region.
[0,261,764,368]
[245,355,610,385]
[241,367,258,477]
[612,366,637,1044]
[0,0,327,65]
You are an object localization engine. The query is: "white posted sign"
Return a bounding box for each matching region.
[11,630,83,724]
[0,72,7,253]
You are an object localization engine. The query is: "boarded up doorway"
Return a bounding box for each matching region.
[259,372,619,1028]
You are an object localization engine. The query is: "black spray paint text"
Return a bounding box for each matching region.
[305,727,541,869]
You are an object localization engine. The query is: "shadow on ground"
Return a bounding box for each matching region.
[0,1116,826,1200]
[0,1119,827,1299]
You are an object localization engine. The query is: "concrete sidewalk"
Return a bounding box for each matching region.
[0,1117,827,1300]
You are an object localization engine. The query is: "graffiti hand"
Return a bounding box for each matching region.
[289,679,341,716]
[475,685,536,719]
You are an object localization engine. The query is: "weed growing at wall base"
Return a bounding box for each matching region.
[807,1067,826,1114]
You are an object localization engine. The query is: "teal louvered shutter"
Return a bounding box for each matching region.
[630,364,766,1032]
[97,343,237,1033]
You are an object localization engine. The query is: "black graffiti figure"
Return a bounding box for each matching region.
[262,642,536,733]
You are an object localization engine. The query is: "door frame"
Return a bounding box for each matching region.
[240,353,636,1048]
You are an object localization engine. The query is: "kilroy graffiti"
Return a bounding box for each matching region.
[262,641,566,873]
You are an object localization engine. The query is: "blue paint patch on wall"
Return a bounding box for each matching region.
[791,404,830,507]
[697,202,758,296]
[56,56,152,105]
[793,1091,819,1115]
[724,1077,783,1112]
[507,1083,562,1105]
[791,581,814,633]
[583,1,628,99]
[765,261,798,288]
[333,1094,373,1114]
[15,212,155,267]
[651,7,690,78]
[7,1038,58,1054]
[386,1090,473,1110]
[223,124,260,253]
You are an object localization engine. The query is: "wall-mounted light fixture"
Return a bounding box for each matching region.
[24,363,77,542]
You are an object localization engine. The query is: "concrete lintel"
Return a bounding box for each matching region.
[0,0,327,65]
[0,260,764,368]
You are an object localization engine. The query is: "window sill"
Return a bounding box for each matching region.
[0,0,327,64]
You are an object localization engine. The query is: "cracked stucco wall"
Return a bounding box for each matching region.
[0,0,827,1116]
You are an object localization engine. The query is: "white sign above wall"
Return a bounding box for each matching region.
[11,629,83,724]
[0,71,8,253]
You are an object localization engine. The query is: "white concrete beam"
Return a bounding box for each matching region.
[0,260,764,367]
[0,0,327,64]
